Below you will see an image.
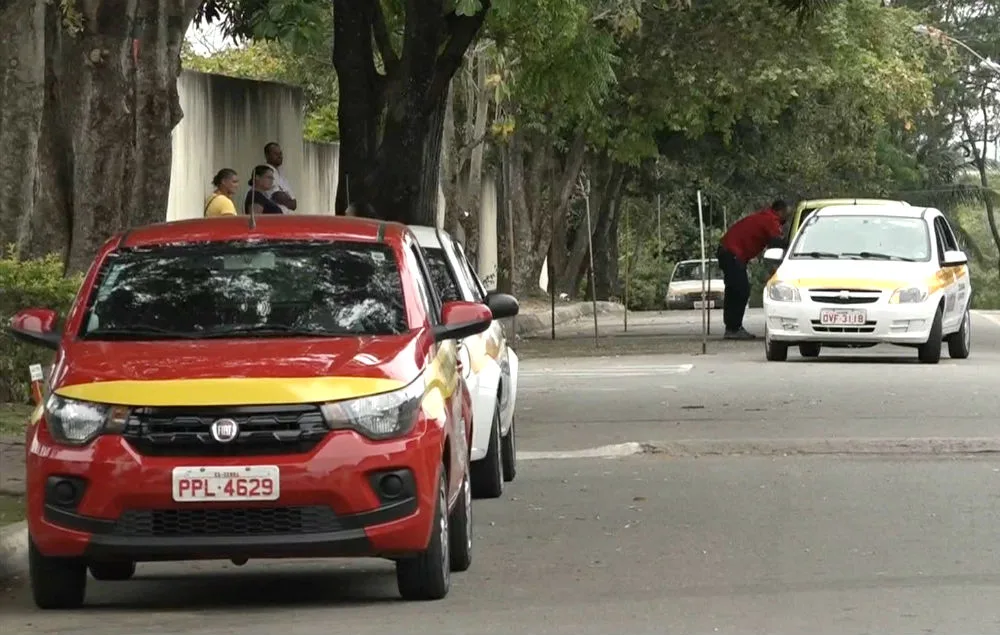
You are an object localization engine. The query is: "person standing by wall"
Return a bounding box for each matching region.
[264,141,298,213]
[244,165,284,215]
[717,199,790,339]
[204,169,239,217]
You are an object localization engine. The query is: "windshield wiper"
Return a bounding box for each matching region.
[84,326,198,339]
[193,324,346,339]
[795,251,840,259]
[840,251,917,262]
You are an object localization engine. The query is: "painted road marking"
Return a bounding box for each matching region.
[973,310,1000,328]
[520,363,693,379]
[519,438,1000,460]
[519,443,645,460]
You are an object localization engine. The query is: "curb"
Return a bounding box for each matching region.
[0,521,27,582]
[519,438,1000,460]
[516,301,625,337]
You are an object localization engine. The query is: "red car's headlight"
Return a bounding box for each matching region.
[320,376,423,440]
[44,393,128,446]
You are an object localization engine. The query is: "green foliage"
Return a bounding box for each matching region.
[0,250,82,403]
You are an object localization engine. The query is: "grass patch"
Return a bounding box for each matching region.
[0,494,25,527]
[0,403,33,437]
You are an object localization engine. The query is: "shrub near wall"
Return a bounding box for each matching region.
[0,251,82,403]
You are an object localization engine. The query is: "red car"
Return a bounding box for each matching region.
[8,215,496,609]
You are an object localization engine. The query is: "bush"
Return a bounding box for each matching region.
[0,250,82,403]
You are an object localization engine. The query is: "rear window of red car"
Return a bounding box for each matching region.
[78,240,408,340]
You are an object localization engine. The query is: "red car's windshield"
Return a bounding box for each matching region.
[78,240,408,340]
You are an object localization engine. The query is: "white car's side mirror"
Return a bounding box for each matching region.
[763,247,785,263]
[942,250,968,267]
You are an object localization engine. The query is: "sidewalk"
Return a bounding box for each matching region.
[513,300,625,338]
[0,436,23,496]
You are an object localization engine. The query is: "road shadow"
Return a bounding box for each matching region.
[81,562,408,611]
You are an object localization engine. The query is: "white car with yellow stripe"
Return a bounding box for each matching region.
[410,226,520,499]
[761,204,972,364]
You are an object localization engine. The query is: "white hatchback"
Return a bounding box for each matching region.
[410,226,520,498]
[761,204,972,364]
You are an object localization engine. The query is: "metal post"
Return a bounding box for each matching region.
[656,194,662,307]
[506,152,517,336]
[697,190,707,354]
[624,202,629,332]
[706,197,712,335]
[582,177,599,346]
[549,206,555,340]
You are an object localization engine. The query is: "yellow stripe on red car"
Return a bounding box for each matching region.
[55,376,405,407]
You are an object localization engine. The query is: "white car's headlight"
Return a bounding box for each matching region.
[766,282,801,303]
[889,286,928,304]
[321,376,424,440]
[44,394,127,445]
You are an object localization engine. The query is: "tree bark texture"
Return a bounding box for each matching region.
[331,0,489,224]
[501,128,587,296]
[0,0,200,273]
[560,155,626,297]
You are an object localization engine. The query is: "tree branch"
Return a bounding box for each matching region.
[425,2,491,115]
[372,0,398,76]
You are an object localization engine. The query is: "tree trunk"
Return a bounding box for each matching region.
[0,0,46,257]
[130,0,198,228]
[333,1,489,224]
[560,158,624,295]
[332,0,380,214]
[592,179,627,299]
[4,1,198,272]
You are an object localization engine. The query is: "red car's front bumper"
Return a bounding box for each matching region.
[27,415,444,562]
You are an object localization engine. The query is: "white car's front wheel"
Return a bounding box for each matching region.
[501,416,516,483]
[471,407,504,499]
[764,325,788,362]
[918,307,944,364]
[947,308,971,359]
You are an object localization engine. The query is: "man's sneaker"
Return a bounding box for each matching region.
[724,328,757,340]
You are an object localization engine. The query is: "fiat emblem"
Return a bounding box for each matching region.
[210,418,240,443]
[839,290,850,300]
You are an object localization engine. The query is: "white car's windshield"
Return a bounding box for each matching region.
[790,215,931,262]
[672,261,723,282]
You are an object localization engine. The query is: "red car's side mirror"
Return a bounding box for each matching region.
[8,308,61,350]
[433,301,493,342]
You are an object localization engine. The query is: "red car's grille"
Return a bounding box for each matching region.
[121,404,328,457]
[112,506,343,537]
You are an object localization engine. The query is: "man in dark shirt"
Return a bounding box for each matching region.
[717,199,790,339]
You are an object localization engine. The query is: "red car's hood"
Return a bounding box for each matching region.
[51,333,425,407]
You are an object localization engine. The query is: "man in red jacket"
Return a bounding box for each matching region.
[717,199,790,339]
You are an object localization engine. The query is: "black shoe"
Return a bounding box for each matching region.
[724,328,757,340]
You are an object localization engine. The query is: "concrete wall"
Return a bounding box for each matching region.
[166,70,338,221]
[165,70,502,288]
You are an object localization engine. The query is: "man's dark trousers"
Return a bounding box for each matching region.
[716,245,750,333]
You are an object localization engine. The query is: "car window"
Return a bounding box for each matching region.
[422,247,462,303]
[406,245,441,324]
[80,240,408,339]
[934,216,959,254]
[452,242,486,303]
[671,261,723,282]
[789,215,931,262]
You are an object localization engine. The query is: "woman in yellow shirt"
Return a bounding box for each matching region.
[204,168,239,217]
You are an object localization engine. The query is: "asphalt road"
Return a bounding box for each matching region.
[5,309,1000,633]
[518,309,1000,451]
